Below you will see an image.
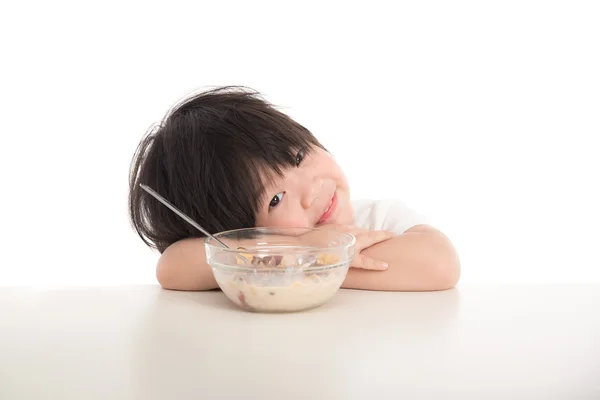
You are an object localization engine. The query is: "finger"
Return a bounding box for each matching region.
[356,230,397,251]
[347,227,367,235]
[351,253,389,270]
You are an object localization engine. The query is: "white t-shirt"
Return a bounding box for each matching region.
[351,199,429,234]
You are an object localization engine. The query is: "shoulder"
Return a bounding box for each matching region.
[351,198,430,234]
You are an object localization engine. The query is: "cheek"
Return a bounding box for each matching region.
[324,160,347,187]
[256,209,310,228]
[268,213,310,228]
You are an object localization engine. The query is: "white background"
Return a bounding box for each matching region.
[1,1,598,286]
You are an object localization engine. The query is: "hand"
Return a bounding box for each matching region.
[314,225,397,270]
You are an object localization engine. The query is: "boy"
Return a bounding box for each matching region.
[128,86,460,291]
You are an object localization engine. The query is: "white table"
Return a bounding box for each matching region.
[1,285,599,399]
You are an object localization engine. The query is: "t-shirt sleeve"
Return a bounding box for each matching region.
[352,199,430,234]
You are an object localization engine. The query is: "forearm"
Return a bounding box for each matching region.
[342,225,461,291]
[156,238,218,291]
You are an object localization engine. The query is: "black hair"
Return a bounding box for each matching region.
[128,86,325,253]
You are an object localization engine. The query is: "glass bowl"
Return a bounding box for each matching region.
[205,227,356,313]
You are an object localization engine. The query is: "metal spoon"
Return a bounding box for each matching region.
[139,184,230,249]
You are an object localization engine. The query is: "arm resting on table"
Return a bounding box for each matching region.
[342,225,461,291]
[155,225,460,292]
[156,238,218,291]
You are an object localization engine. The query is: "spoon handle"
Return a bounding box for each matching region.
[139,184,229,249]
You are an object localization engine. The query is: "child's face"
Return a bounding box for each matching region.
[255,147,354,229]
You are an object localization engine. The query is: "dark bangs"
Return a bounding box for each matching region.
[128,86,324,253]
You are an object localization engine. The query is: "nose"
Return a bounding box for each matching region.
[300,176,323,209]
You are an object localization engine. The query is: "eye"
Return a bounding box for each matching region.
[269,192,285,208]
[295,148,305,167]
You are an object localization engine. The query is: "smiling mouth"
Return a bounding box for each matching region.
[318,192,337,224]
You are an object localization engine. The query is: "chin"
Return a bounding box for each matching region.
[334,201,354,225]
[338,200,354,225]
